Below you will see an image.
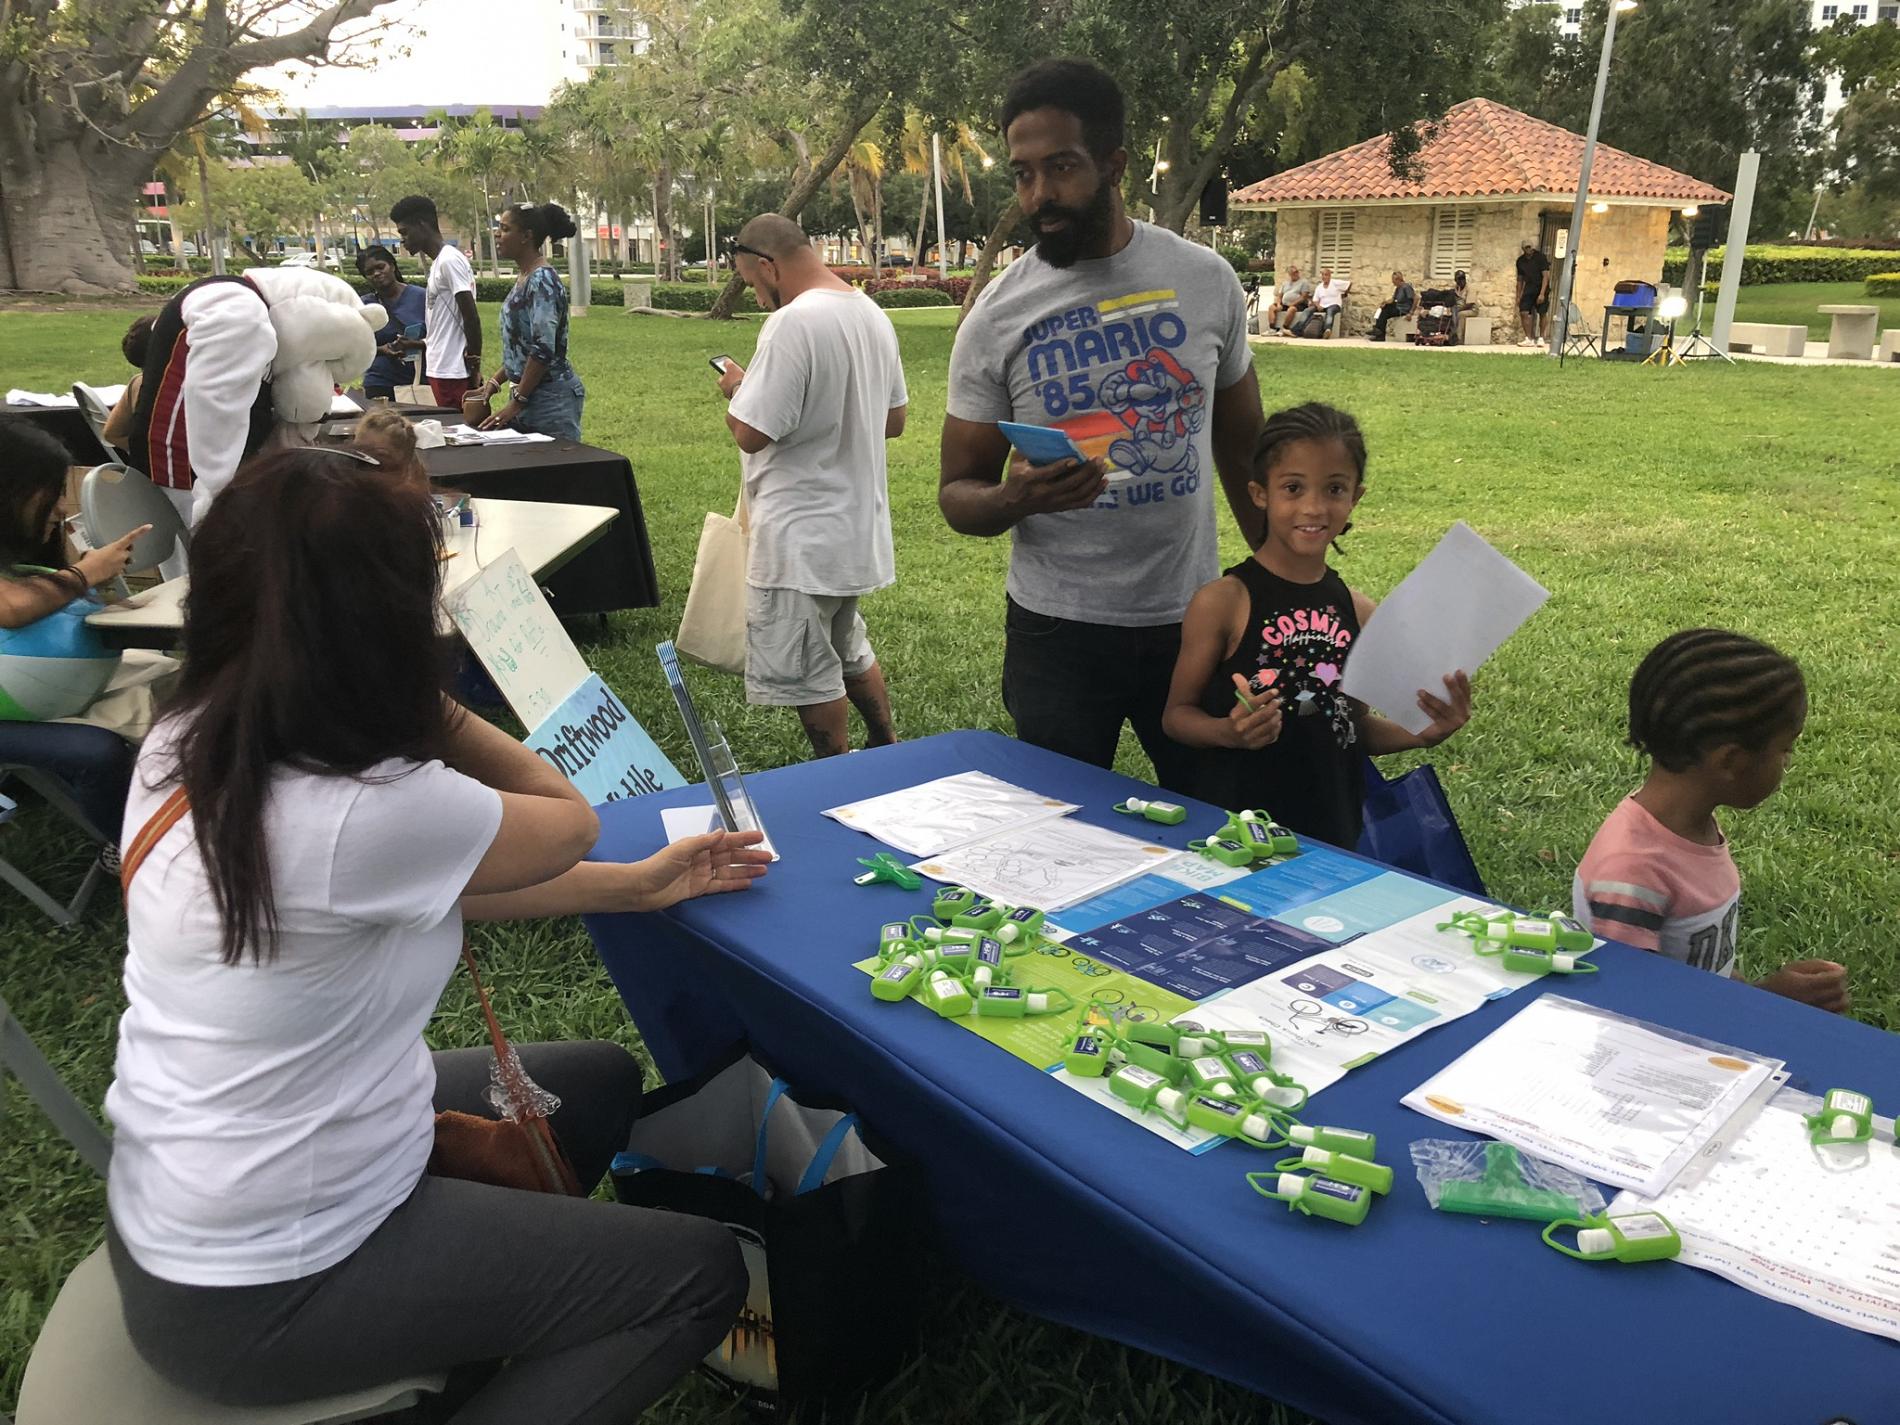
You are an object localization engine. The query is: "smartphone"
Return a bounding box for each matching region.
[403,322,424,340]
[997,420,1090,467]
[709,354,736,374]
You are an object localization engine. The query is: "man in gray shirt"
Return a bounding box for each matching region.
[1264,264,1314,334]
[939,58,1264,789]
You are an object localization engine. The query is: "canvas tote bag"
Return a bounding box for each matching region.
[676,492,749,675]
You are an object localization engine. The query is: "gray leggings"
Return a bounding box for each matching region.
[107,1041,747,1424]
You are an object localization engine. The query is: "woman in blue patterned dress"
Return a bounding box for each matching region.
[475,202,586,441]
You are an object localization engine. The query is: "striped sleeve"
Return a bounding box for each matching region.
[1578,857,1671,953]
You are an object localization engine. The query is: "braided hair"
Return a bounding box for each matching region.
[1253,402,1367,553]
[1627,629,1806,773]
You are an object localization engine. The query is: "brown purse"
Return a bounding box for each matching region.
[123,787,583,1198]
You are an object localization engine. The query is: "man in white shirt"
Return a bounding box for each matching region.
[390,194,482,409]
[1293,267,1348,337]
[718,214,909,758]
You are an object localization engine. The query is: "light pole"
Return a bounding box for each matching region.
[1548,0,1638,357]
[932,131,949,278]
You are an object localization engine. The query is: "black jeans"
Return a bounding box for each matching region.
[1371,302,1411,340]
[1002,595,1193,792]
[108,1041,747,1425]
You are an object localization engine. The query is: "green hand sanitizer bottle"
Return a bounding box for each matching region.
[1806,1088,1875,1146]
[1285,1123,1376,1157]
[1119,1037,1187,1084]
[871,951,927,1002]
[879,922,914,954]
[1247,1171,1372,1225]
[971,986,1074,1018]
[1064,1027,1118,1077]
[994,906,1046,944]
[1185,1056,1239,1093]
[1174,1024,1226,1059]
[1227,1051,1308,1113]
[931,938,976,977]
[1497,945,1598,975]
[1107,1065,1189,1129]
[933,886,980,921]
[953,900,1005,932]
[1543,1212,1681,1262]
[1184,1094,1279,1146]
[970,936,1006,988]
[1114,796,1188,825]
[1277,1147,1392,1194]
[1188,837,1255,868]
[921,970,973,1018]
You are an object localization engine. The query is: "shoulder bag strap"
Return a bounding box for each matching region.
[121,786,189,896]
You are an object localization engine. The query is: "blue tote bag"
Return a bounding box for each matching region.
[1356,757,1488,897]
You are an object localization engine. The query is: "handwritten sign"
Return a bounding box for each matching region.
[443,548,590,726]
[525,674,684,806]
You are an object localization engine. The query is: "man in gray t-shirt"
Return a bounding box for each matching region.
[940,58,1263,789]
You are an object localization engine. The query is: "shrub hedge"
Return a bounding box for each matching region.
[1661,245,1900,286]
[1866,273,1900,297]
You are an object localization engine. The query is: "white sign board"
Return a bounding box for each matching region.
[443,547,589,727]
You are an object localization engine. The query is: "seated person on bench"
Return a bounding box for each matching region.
[1369,272,1416,342]
[1292,268,1347,337]
[1264,265,1314,333]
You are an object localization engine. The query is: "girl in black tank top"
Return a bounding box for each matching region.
[1160,404,1472,850]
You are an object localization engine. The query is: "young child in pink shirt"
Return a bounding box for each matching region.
[1573,628,1848,1012]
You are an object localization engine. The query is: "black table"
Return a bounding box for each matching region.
[422,440,659,616]
[2,403,106,465]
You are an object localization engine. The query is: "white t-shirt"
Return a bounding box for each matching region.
[105,720,503,1286]
[727,289,907,597]
[1313,278,1347,312]
[424,243,476,379]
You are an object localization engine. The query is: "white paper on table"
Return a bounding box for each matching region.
[1339,521,1550,735]
[1402,994,1783,1196]
[329,392,362,415]
[6,389,79,408]
[822,771,1077,857]
[444,423,555,445]
[910,818,1174,911]
[659,802,779,861]
[1610,1090,1900,1343]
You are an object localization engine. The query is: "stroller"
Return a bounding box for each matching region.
[1413,287,1460,346]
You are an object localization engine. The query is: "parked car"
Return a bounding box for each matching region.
[278,250,342,270]
[138,240,159,255]
[180,241,199,258]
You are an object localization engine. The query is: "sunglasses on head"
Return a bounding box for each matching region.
[723,238,773,262]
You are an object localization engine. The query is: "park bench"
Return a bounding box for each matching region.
[1727,322,1805,357]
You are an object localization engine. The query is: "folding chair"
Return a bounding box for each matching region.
[78,462,190,596]
[70,383,122,465]
[5,987,449,1425]
[1561,301,1601,358]
[0,775,111,927]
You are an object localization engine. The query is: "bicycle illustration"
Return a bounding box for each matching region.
[1288,998,1369,1037]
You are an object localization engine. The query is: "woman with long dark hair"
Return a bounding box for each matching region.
[103,446,762,1421]
[475,201,586,440]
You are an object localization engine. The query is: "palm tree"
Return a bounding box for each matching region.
[435,110,526,275]
[279,110,344,264]
[843,138,884,272]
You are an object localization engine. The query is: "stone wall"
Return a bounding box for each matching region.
[1269,200,1673,343]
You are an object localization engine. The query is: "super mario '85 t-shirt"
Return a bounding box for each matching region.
[948,223,1253,626]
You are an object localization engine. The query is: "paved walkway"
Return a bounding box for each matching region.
[1247,330,1900,369]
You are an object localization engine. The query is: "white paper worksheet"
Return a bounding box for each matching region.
[1611,1090,1900,1343]
[911,819,1175,911]
[822,772,1078,858]
[1339,522,1550,735]
[1402,995,1784,1195]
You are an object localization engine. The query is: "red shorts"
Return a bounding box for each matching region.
[429,377,473,410]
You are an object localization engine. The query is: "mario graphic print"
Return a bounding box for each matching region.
[1246,601,1358,750]
[1019,287,1212,505]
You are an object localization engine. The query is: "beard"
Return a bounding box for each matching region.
[754,275,782,311]
[1028,177,1115,269]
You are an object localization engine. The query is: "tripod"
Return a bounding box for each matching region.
[1675,284,1735,364]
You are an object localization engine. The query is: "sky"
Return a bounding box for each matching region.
[259,0,573,111]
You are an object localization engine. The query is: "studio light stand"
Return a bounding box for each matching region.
[1674,280,1734,365]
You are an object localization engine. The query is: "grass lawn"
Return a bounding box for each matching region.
[3,302,1899,1420]
[1729,280,1900,341]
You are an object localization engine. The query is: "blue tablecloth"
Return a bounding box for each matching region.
[585,730,1899,1425]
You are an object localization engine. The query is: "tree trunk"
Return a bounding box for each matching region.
[654,164,676,282]
[872,178,884,274]
[912,180,931,270]
[708,91,885,319]
[0,134,147,292]
[197,149,226,276]
[959,199,1021,323]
